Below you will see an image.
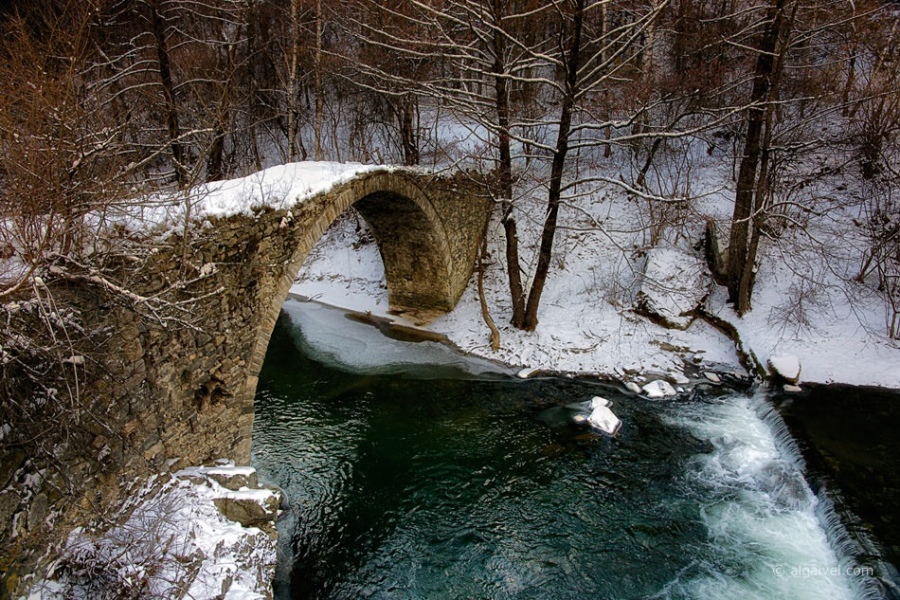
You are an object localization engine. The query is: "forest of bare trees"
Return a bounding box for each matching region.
[0,0,898,453]
[2,0,898,330]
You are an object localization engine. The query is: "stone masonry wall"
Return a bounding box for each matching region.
[123,168,491,469]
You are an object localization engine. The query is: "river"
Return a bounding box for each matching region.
[252,299,898,599]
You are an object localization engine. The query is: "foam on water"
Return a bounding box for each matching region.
[663,393,877,600]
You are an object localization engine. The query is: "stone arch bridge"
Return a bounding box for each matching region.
[113,168,492,469]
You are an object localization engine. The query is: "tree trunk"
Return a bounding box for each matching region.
[395,94,419,166]
[314,0,325,160]
[149,0,186,186]
[206,122,225,182]
[477,234,501,351]
[245,0,263,171]
[726,0,791,314]
[287,0,301,161]
[522,0,585,331]
[491,0,525,328]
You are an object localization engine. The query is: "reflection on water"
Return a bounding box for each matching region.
[252,301,889,599]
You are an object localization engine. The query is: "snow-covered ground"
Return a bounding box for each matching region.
[29,463,280,600]
[289,158,899,390]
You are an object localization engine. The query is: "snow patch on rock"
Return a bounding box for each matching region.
[667,370,691,385]
[636,247,710,330]
[642,379,678,398]
[31,463,281,600]
[587,403,622,435]
[624,381,643,394]
[768,354,802,384]
[570,397,621,435]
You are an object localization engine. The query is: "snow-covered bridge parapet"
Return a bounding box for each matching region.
[124,166,492,467]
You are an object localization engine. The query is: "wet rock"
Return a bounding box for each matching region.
[704,372,721,384]
[587,404,621,436]
[213,494,278,529]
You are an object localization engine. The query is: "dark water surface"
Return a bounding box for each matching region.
[252,300,894,599]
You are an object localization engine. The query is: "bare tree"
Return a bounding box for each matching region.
[350,0,674,330]
[725,0,797,315]
[92,0,254,186]
[712,0,896,315]
[0,4,230,576]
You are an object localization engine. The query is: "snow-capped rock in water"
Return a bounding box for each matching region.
[642,379,678,398]
[569,397,621,435]
[590,396,610,408]
[624,381,643,394]
[768,354,802,384]
[587,398,621,435]
[635,247,710,330]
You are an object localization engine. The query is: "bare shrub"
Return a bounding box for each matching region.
[38,483,192,600]
[854,182,900,338]
[768,278,828,337]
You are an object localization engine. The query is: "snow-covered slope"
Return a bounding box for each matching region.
[31,463,280,600]
[289,159,899,390]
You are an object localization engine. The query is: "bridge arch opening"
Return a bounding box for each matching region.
[247,172,462,392]
[352,190,455,313]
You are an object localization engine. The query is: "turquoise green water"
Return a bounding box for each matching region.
[252,301,882,600]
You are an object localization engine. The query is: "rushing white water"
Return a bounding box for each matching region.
[662,394,878,600]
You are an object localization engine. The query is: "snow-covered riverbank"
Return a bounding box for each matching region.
[102,159,896,391]
[289,162,899,391]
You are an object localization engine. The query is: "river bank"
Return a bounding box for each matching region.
[294,197,900,393]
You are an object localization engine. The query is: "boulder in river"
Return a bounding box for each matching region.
[587,401,621,436]
[642,379,677,398]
